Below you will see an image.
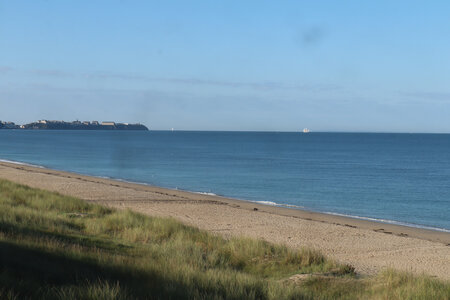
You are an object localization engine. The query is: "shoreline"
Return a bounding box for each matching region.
[84,176,450,235]
[0,158,449,239]
[0,160,449,279]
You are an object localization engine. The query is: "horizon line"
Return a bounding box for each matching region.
[148,129,450,134]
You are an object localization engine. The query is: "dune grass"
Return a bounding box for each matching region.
[0,179,448,299]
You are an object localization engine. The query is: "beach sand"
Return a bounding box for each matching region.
[0,161,449,280]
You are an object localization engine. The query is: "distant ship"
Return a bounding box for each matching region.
[302,128,310,133]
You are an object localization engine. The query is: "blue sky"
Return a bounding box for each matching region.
[1,1,450,132]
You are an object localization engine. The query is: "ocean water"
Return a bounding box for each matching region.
[0,130,449,231]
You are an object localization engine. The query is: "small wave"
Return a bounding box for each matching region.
[113,178,154,186]
[324,212,450,233]
[194,191,217,196]
[283,204,305,209]
[0,159,45,169]
[251,200,304,209]
[253,200,278,206]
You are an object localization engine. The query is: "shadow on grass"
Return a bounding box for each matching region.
[0,223,273,300]
[0,221,133,256]
[0,240,189,299]
[0,240,139,294]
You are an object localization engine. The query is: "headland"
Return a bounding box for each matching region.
[0,120,148,130]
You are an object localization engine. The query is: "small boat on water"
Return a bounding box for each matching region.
[302,128,310,133]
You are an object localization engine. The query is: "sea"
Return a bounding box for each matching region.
[0,130,449,232]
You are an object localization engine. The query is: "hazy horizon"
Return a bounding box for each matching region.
[2,121,450,134]
[1,1,450,133]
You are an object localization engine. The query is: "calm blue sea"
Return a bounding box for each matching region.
[0,130,449,231]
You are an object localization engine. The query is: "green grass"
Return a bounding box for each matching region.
[0,179,448,299]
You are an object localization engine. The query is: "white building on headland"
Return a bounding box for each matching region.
[102,121,116,126]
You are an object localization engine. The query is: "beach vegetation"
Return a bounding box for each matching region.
[0,179,448,299]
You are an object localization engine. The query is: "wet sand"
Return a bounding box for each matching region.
[0,161,449,280]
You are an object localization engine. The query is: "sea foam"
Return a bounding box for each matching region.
[0,159,45,169]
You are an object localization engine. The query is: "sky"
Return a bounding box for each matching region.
[1,1,450,132]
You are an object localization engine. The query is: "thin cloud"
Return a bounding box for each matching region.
[8,66,342,93]
[84,72,147,80]
[0,66,13,73]
[400,91,450,103]
[31,69,74,77]
[137,77,341,92]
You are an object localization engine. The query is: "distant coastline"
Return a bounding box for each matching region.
[0,120,148,131]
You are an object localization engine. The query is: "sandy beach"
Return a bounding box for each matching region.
[0,161,448,280]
